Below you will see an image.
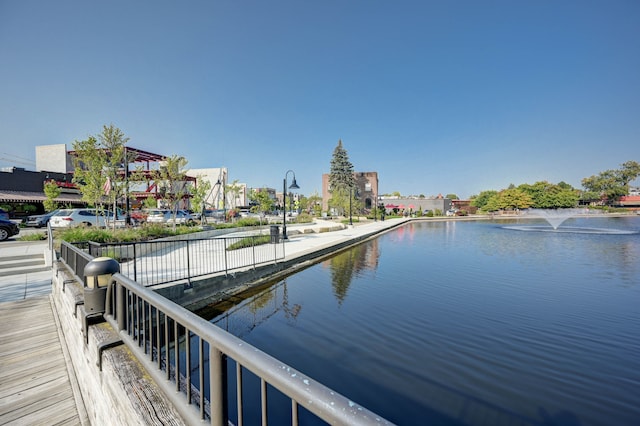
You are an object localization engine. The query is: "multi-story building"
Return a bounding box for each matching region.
[321,171,379,213]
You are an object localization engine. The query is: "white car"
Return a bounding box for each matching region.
[145,209,170,224]
[166,210,195,225]
[49,208,125,228]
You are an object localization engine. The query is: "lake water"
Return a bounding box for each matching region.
[201,216,640,425]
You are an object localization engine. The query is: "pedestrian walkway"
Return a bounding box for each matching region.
[0,241,52,303]
[0,296,88,425]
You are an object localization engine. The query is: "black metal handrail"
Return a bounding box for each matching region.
[85,235,284,286]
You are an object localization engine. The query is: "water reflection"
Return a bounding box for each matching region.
[321,238,380,304]
[199,217,640,425]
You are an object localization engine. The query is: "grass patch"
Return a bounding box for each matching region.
[226,235,271,251]
[19,232,48,241]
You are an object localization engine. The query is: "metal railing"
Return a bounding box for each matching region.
[58,241,392,425]
[83,234,285,287]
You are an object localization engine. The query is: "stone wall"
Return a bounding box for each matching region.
[51,262,186,426]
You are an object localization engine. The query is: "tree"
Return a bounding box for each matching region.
[248,188,274,219]
[446,194,459,200]
[484,188,533,211]
[517,181,578,208]
[582,161,640,205]
[155,155,190,231]
[43,180,61,212]
[471,190,498,211]
[328,139,355,215]
[71,135,107,210]
[98,124,132,229]
[189,175,211,221]
[226,180,244,210]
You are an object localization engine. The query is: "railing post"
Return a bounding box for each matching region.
[186,240,191,286]
[209,346,227,426]
[116,281,126,331]
[224,239,229,276]
[133,243,138,283]
[252,237,257,270]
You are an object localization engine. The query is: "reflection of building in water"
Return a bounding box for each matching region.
[322,239,380,304]
[212,282,301,338]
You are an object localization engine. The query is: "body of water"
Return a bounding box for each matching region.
[201,216,640,425]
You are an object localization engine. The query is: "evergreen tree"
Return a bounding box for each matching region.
[328,140,355,215]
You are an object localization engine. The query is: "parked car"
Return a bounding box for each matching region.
[166,210,195,226]
[145,209,170,224]
[49,208,121,228]
[0,208,9,220]
[25,209,60,228]
[0,218,20,241]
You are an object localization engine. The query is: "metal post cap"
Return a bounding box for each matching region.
[84,257,120,277]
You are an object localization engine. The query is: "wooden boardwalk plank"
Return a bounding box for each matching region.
[0,296,82,425]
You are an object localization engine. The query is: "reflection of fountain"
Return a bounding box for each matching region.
[527,208,586,229]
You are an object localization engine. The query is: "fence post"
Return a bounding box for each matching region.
[252,236,256,269]
[186,240,191,286]
[209,346,227,426]
[133,243,138,283]
[224,239,228,276]
[116,281,126,331]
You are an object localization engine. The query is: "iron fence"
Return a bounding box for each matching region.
[83,234,284,287]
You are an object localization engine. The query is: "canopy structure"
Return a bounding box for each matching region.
[0,190,84,204]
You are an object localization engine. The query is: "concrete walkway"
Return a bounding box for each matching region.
[0,240,52,303]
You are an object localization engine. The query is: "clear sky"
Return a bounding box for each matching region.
[1,0,639,199]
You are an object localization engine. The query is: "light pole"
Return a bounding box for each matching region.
[349,186,353,226]
[283,170,299,240]
[216,176,226,221]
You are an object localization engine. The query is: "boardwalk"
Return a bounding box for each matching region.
[0,296,87,425]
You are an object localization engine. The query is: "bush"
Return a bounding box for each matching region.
[295,213,313,223]
[226,235,270,250]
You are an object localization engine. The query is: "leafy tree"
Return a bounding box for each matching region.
[71,135,107,210]
[190,175,211,220]
[248,188,274,219]
[582,161,640,205]
[517,181,578,208]
[446,194,459,200]
[155,155,190,231]
[226,179,243,209]
[328,139,355,215]
[98,124,133,229]
[484,188,532,211]
[305,191,322,215]
[43,180,61,212]
[471,190,498,210]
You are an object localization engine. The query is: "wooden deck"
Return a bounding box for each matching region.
[0,296,87,425]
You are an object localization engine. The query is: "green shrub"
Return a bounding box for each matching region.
[295,213,313,223]
[19,232,48,241]
[235,217,261,227]
[226,235,270,250]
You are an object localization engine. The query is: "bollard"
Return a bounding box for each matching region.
[84,257,120,314]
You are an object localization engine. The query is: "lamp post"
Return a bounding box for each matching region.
[216,176,226,221]
[283,170,299,240]
[349,186,353,226]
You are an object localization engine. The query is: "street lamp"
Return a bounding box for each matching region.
[349,186,353,226]
[283,170,299,240]
[216,175,226,221]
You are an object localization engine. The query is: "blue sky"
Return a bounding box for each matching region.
[1,0,639,199]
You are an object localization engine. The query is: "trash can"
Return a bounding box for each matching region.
[270,225,280,243]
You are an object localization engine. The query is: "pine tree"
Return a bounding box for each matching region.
[328,140,356,216]
[329,139,355,192]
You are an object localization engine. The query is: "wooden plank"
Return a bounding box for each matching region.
[0,297,81,425]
